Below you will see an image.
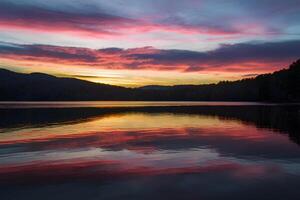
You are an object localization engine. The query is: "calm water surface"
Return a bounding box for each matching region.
[0,102,300,199]
[0,101,278,108]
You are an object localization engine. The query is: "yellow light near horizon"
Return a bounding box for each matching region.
[0,58,262,87]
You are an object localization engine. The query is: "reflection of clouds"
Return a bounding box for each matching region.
[0,113,269,144]
[0,147,220,170]
[232,164,281,180]
[0,112,300,185]
[0,148,297,185]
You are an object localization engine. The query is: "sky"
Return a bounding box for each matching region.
[0,0,300,87]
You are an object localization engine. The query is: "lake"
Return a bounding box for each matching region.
[0,102,300,200]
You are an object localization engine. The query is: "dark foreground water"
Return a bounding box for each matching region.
[0,102,300,200]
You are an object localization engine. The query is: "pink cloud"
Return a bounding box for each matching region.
[0,40,299,74]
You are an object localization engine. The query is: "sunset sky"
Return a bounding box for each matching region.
[0,0,300,87]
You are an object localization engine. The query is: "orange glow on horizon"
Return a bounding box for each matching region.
[0,56,287,87]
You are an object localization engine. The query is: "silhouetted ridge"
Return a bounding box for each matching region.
[0,59,299,101]
[29,72,56,79]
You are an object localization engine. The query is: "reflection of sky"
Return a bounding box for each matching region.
[1,112,300,185]
[0,113,277,143]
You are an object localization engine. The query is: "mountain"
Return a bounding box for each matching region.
[139,85,173,90]
[0,69,133,100]
[0,59,299,102]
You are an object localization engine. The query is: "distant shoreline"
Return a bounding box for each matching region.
[1,59,299,102]
[1,101,300,109]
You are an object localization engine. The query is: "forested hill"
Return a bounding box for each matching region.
[141,59,300,102]
[0,59,299,102]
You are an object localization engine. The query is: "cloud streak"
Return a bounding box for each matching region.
[0,1,243,39]
[1,40,299,73]
[1,0,299,52]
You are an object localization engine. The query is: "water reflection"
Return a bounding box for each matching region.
[0,105,300,199]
